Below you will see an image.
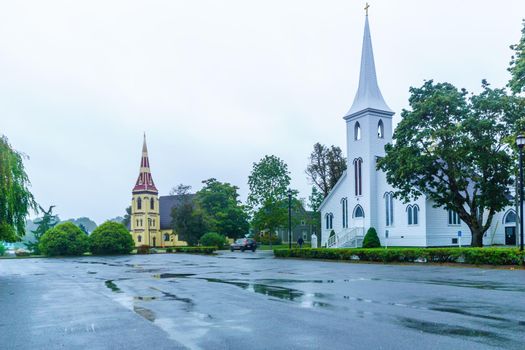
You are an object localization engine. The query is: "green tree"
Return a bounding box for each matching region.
[199,232,228,249]
[247,155,292,240]
[0,135,37,241]
[25,205,58,254]
[196,178,249,239]
[508,19,525,94]
[306,143,347,197]
[39,222,89,256]
[89,221,134,255]
[170,184,208,246]
[362,227,381,248]
[377,80,525,247]
[308,186,323,234]
[122,206,131,228]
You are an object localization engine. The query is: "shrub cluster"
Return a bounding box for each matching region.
[199,232,228,249]
[274,247,525,266]
[136,245,151,254]
[89,222,134,255]
[39,222,89,256]
[362,228,381,248]
[173,246,216,254]
[0,244,5,256]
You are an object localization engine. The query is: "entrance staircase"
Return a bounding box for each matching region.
[326,227,365,248]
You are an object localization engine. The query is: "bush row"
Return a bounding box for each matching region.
[169,246,217,254]
[274,247,525,266]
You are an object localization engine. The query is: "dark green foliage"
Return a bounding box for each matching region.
[64,217,97,233]
[377,80,525,247]
[362,227,381,248]
[0,244,5,256]
[306,143,347,197]
[136,245,150,254]
[0,135,37,241]
[89,221,134,255]
[199,232,228,249]
[274,248,525,266]
[196,178,249,239]
[170,184,208,246]
[508,19,525,94]
[122,206,131,228]
[255,231,282,245]
[39,222,89,256]
[172,246,216,254]
[25,205,59,254]
[166,247,173,253]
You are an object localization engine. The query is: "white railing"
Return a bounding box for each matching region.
[326,227,365,248]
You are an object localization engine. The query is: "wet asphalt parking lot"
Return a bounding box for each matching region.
[1,250,524,349]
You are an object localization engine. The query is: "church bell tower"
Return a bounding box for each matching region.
[130,134,160,247]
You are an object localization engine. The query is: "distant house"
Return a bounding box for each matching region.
[276,205,320,244]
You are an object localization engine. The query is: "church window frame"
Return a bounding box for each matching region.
[341,198,348,228]
[503,210,516,225]
[353,204,365,218]
[353,158,363,196]
[354,121,361,140]
[137,235,142,243]
[384,192,394,227]
[325,213,334,230]
[378,119,384,139]
[164,233,170,242]
[150,198,154,210]
[406,204,419,225]
[137,197,142,210]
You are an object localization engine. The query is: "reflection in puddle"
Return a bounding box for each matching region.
[105,280,121,293]
[134,296,157,301]
[134,306,156,322]
[154,273,196,279]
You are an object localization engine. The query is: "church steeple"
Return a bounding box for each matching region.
[132,133,158,194]
[345,13,392,118]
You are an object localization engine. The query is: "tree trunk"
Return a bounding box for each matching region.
[470,227,484,247]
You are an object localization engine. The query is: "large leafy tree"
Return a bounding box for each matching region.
[0,135,37,241]
[170,184,208,246]
[196,178,249,239]
[308,186,323,233]
[247,155,292,236]
[377,80,525,247]
[25,205,59,254]
[508,19,525,94]
[306,143,347,197]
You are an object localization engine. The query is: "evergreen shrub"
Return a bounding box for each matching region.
[39,222,89,256]
[362,227,381,248]
[199,232,228,249]
[89,221,134,255]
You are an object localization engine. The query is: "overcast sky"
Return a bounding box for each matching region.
[1,0,524,223]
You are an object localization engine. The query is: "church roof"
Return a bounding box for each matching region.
[132,134,158,194]
[345,14,393,118]
[159,194,195,230]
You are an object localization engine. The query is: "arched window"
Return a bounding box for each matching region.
[341,198,348,228]
[164,233,170,241]
[504,210,516,224]
[137,197,142,210]
[150,198,155,210]
[354,121,361,140]
[384,192,394,226]
[137,235,142,243]
[353,158,363,196]
[377,119,384,138]
[407,205,419,225]
[353,205,364,218]
[325,213,334,230]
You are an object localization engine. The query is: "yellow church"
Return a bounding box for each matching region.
[130,135,187,247]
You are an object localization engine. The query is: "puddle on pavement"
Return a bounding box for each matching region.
[154,273,196,279]
[398,317,512,347]
[134,296,157,301]
[87,271,97,274]
[134,306,156,322]
[372,277,525,292]
[105,280,122,293]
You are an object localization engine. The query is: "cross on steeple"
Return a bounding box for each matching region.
[364,2,370,16]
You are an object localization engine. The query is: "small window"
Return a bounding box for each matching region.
[448,209,460,225]
[138,235,142,243]
[452,238,458,244]
[354,122,361,140]
[325,213,334,230]
[353,205,364,218]
[341,198,348,228]
[164,233,170,242]
[385,192,394,226]
[504,210,516,224]
[137,197,142,210]
[407,205,419,225]
[150,198,155,210]
[378,119,384,139]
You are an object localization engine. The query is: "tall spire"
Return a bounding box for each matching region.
[345,13,392,118]
[132,133,158,194]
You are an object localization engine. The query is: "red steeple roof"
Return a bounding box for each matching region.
[132,134,158,194]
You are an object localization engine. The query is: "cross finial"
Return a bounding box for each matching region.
[364,2,370,16]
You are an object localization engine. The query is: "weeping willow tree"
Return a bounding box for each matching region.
[0,135,37,241]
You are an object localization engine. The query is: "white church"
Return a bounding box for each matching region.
[319,13,518,248]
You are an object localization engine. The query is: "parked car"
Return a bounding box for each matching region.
[230,238,257,252]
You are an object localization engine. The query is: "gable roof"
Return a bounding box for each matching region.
[159,194,194,230]
[319,171,347,210]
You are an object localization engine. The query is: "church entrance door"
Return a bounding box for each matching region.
[152,237,157,247]
[505,227,516,245]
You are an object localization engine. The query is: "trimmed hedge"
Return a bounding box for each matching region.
[273,247,525,266]
[173,246,216,254]
[199,232,228,250]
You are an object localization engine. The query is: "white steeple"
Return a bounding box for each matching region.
[345,14,392,118]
